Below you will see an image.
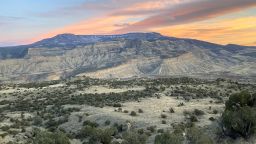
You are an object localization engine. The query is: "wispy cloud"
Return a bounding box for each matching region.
[38,0,149,17]
[0,15,26,27]
[114,23,131,27]
[115,0,256,33]
[110,0,184,16]
[39,0,183,17]
[0,16,26,22]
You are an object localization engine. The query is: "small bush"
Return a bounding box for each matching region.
[123,110,129,113]
[130,111,137,116]
[83,120,99,127]
[78,126,117,143]
[162,120,167,124]
[157,129,164,133]
[33,130,70,144]
[78,126,97,138]
[161,114,167,119]
[137,129,144,135]
[8,130,19,135]
[0,132,8,138]
[117,107,122,112]
[169,108,175,113]
[155,125,213,144]
[187,126,213,144]
[193,109,204,116]
[113,123,124,132]
[113,103,122,107]
[138,109,143,113]
[147,126,156,133]
[154,129,184,144]
[190,115,198,122]
[1,125,10,131]
[122,131,147,144]
[178,103,185,107]
[105,120,111,126]
[209,117,215,121]
[213,110,218,114]
[91,127,117,144]
[33,116,43,126]
[183,110,191,115]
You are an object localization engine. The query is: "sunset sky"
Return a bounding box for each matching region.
[0,0,256,46]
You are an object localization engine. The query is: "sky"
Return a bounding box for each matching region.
[0,0,256,46]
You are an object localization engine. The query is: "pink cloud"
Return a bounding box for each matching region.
[114,0,256,33]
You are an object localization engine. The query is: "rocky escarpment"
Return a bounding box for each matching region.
[0,32,255,82]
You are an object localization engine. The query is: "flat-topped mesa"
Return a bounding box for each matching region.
[29,32,169,49]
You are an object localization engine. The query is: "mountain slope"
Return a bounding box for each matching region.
[0,32,255,82]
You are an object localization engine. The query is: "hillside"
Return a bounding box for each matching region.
[0,32,255,82]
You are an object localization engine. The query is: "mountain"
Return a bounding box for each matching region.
[0,32,255,82]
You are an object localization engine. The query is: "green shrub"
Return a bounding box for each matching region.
[157,129,164,133]
[187,126,213,144]
[123,110,129,113]
[78,126,97,138]
[222,91,256,138]
[113,103,122,107]
[33,130,70,144]
[137,129,144,135]
[213,110,218,114]
[161,120,167,124]
[89,127,117,144]
[154,125,213,144]
[105,120,111,126]
[8,130,19,135]
[154,129,184,144]
[190,115,198,122]
[193,109,204,116]
[33,116,43,126]
[122,131,147,144]
[0,132,8,138]
[177,103,184,107]
[130,111,137,116]
[147,126,156,133]
[83,120,99,128]
[225,91,255,110]
[113,123,124,132]
[78,126,117,144]
[209,117,215,121]
[1,125,10,131]
[161,114,167,119]
[169,108,175,113]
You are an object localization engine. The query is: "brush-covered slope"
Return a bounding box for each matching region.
[0,32,255,82]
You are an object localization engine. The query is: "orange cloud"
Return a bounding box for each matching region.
[111,0,182,16]
[154,17,256,46]
[115,0,256,33]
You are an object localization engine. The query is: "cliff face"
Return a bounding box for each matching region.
[0,33,255,82]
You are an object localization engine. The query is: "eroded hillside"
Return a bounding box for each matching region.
[0,33,255,82]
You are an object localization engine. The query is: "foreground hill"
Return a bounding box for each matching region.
[0,77,255,143]
[0,32,255,82]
